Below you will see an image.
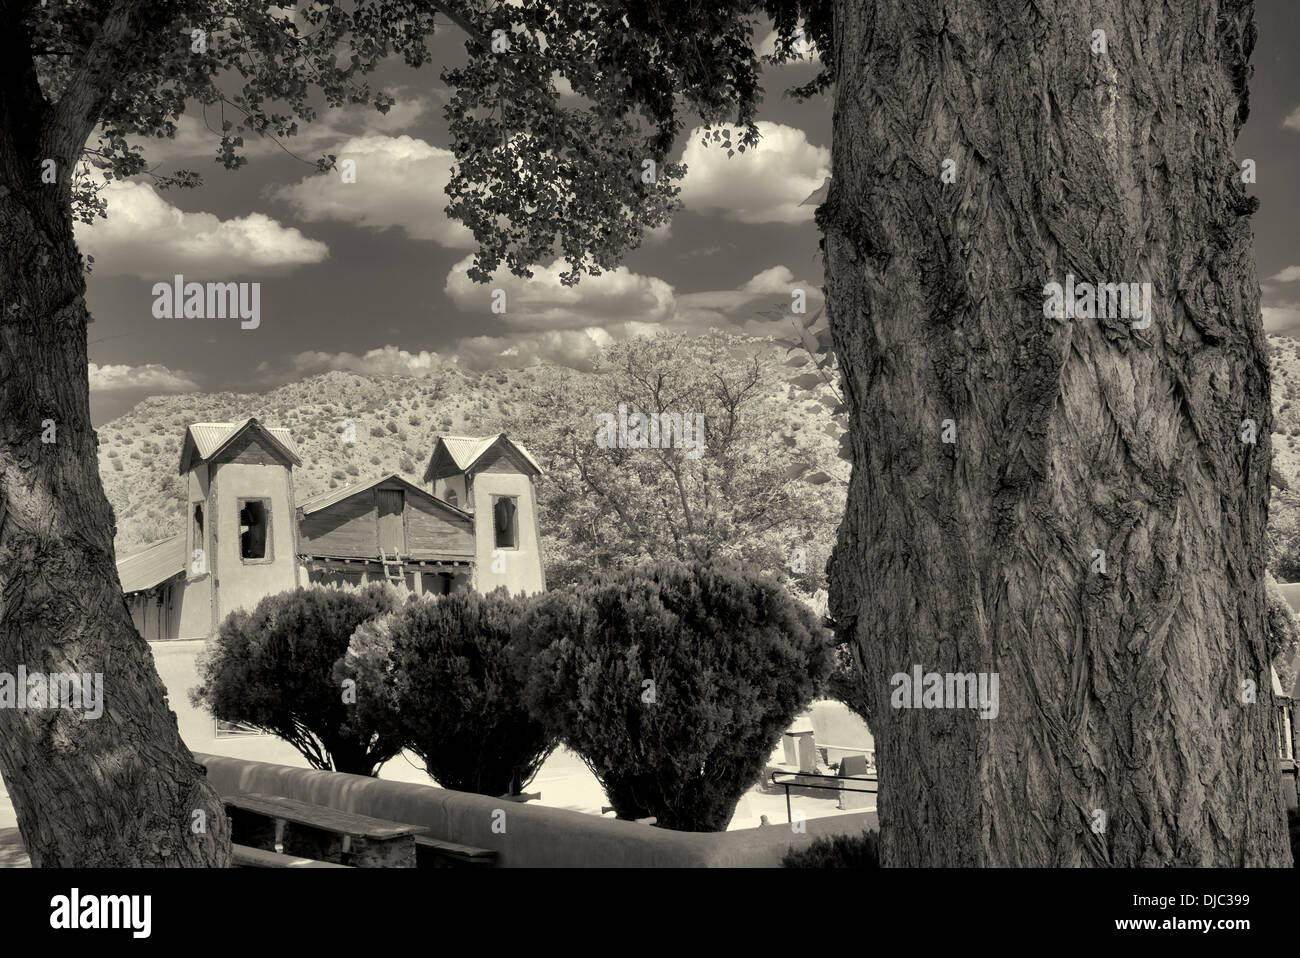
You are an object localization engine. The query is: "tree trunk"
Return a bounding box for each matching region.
[0,128,231,866]
[825,0,1290,865]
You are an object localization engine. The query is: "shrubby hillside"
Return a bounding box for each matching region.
[98,334,848,594]
[99,333,1300,587]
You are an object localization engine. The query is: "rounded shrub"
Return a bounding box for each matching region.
[522,559,835,831]
[190,583,408,775]
[341,589,554,796]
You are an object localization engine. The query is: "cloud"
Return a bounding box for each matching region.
[1285,107,1300,133]
[435,262,820,367]
[88,362,199,392]
[676,121,829,224]
[756,27,822,62]
[1270,266,1300,283]
[1264,302,1300,337]
[76,179,329,277]
[449,328,629,370]
[279,345,451,379]
[443,255,675,332]
[272,135,474,246]
[677,265,823,335]
[137,93,435,166]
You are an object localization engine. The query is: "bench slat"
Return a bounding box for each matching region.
[414,835,498,865]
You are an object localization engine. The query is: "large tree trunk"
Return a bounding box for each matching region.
[0,50,231,866]
[825,0,1290,865]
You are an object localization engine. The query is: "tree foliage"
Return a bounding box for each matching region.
[511,331,845,595]
[1273,536,1300,584]
[522,559,834,831]
[340,589,554,796]
[191,583,408,775]
[17,0,822,280]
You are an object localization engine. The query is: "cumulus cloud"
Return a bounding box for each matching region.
[267,263,822,380]
[139,93,435,165]
[1284,107,1300,133]
[1269,266,1300,283]
[1264,302,1300,337]
[75,180,328,278]
[677,121,829,224]
[272,135,473,246]
[756,27,821,62]
[449,328,627,370]
[279,345,450,379]
[677,265,823,336]
[88,362,199,392]
[443,255,675,331]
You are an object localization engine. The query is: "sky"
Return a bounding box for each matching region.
[82,4,1299,425]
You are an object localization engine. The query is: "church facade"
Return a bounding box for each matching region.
[116,418,545,641]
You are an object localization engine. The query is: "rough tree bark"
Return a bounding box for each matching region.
[825,0,1290,865]
[0,11,231,867]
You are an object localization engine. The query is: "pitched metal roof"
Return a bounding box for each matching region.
[298,472,472,519]
[116,535,186,594]
[426,434,542,481]
[179,418,300,474]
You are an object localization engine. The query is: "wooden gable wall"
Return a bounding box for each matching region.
[406,494,474,558]
[298,494,376,558]
[212,429,294,468]
[297,480,473,559]
[472,442,536,477]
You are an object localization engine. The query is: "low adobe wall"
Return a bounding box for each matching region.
[196,753,877,868]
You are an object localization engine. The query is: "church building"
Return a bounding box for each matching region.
[116,417,545,640]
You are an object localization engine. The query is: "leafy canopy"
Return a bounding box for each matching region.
[508,331,846,595]
[16,0,831,281]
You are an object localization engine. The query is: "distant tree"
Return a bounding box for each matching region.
[515,332,845,596]
[191,584,408,776]
[341,590,554,796]
[523,559,834,831]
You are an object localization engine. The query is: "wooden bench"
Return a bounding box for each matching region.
[231,843,351,868]
[414,835,498,868]
[224,793,427,868]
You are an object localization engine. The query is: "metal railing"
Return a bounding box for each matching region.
[769,769,878,824]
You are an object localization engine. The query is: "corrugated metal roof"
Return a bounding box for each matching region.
[116,535,186,594]
[180,418,300,474]
[437,434,541,474]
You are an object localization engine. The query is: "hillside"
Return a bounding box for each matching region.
[98,364,532,553]
[100,335,1300,568]
[99,339,850,557]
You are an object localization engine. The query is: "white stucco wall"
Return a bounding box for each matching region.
[470,472,545,595]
